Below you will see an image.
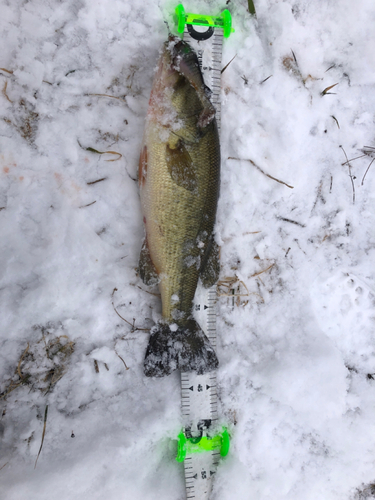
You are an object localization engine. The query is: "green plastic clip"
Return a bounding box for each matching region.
[175,4,234,38]
[176,428,230,462]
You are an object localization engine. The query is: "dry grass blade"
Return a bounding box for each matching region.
[218,276,264,305]
[0,462,8,472]
[221,54,237,74]
[93,359,99,373]
[340,146,355,204]
[321,83,338,95]
[17,343,30,379]
[331,115,340,129]
[133,284,160,297]
[282,52,303,83]
[0,380,22,400]
[325,65,335,72]
[86,93,126,101]
[1,332,74,400]
[342,154,366,166]
[250,263,275,278]
[248,0,256,15]
[228,157,294,189]
[362,158,375,185]
[218,277,249,297]
[34,405,48,469]
[2,81,13,103]
[85,147,122,162]
[103,151,122,162]
[1,344,30,400]
[0,68,13,74]
[78,141,122,162]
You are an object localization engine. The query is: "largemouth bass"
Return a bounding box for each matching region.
[139,37,220,377]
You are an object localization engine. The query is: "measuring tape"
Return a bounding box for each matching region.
[173,5,234,499]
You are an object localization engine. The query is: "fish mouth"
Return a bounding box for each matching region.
[164,37,193,72]
[168,33,179,44]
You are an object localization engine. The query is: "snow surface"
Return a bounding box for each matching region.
[1,0,375,498]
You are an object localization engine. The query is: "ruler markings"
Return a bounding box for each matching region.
[181,27,223,500]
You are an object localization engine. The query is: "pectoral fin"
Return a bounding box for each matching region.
[138,238,159,286]
[166,140,197,192]
[200,239,220,288]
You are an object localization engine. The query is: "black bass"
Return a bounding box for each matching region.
[139,37,220,377]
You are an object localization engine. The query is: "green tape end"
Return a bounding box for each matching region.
[174,4,234,38]
[176,428,230,462]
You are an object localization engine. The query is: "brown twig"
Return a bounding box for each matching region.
[135,285,160,297]
[277,216,306,228]
[114,348,129,371]
[87,177,107,185]
[260,75,272,84]
[228,157,294,189]
[34,405,48,469]
[79,201,96,208]
[111,288,149,331]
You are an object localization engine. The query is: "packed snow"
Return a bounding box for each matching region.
[1,0,375,499]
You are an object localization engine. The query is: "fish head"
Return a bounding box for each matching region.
[146,37,214,132]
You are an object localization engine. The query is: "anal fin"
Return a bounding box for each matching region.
[200,239,220,288]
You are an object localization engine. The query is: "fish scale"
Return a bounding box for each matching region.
[180,24,223,500]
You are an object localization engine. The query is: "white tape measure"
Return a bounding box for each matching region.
[178,20,225,500]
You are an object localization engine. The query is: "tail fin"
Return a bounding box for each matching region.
[144,319,218,377]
